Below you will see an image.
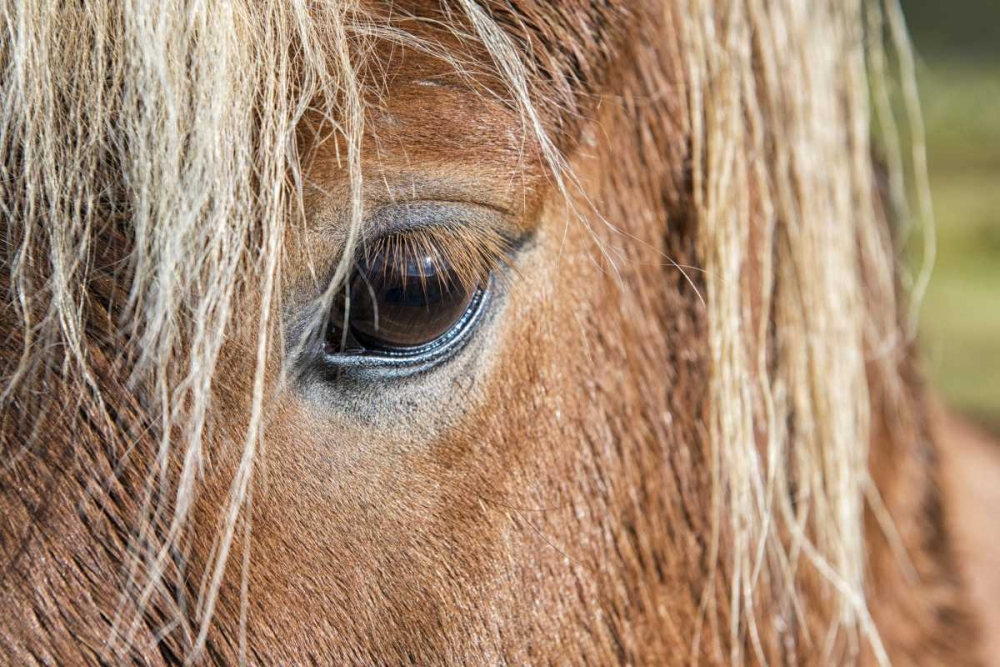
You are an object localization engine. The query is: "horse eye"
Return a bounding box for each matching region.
[326,235,486,356]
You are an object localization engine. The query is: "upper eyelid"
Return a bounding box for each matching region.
[361,200,523,243]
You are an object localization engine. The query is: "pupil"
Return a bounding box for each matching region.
[328,237,480,353]
[382,255,445,308]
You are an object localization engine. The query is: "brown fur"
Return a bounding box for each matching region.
[0,1,988,664]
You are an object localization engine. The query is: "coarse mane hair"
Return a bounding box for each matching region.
[0,0,943,663]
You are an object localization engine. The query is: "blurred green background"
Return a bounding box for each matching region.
[904,0,999,429]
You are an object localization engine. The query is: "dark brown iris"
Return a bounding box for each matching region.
[327,237,481,354]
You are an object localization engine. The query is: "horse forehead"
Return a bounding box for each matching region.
[370,77,526,163]
[302,45,548,229]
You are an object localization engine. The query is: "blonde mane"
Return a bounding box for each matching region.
[0,0,931,663]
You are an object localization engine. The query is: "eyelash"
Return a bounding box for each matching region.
[359,224,514,289]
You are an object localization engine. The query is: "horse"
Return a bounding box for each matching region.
[1,0,997,664]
